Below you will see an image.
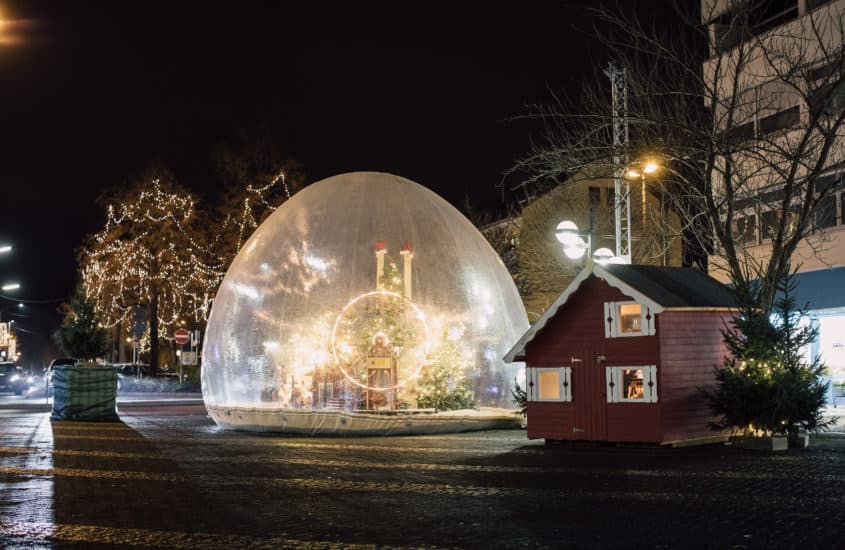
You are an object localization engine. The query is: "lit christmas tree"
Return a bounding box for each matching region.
[703,271,831,436]
[81,170,220,369]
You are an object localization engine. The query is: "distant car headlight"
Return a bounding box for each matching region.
[9,374,20,382]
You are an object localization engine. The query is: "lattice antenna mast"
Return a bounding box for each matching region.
[604,62,631,264]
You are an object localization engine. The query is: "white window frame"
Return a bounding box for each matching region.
[604,301,656,338]
[527,367,572,402]
[605,365,658,403]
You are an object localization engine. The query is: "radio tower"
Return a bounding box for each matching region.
[604,61,632,264]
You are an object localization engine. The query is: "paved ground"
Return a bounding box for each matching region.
[0,402,843,549]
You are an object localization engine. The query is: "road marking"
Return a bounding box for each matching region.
[1,445,842,482]
[0,520,426,549]
[0,446,167,460]
[1,464,841,504]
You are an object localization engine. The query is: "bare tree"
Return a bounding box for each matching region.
[512,1,845,312]
[210,127,306,268]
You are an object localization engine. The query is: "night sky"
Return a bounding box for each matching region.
[0,1,683,364]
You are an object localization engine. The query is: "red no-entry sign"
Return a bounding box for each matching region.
[174,328,190,345]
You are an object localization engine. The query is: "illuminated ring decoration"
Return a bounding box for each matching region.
[331,290,431,391]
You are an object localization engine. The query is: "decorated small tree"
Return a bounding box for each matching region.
[416,331,475,412]
[703,272,831,437]
[54,284,111,362]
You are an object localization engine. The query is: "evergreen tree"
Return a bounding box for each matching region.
[511,378,528,415]
[703,271,831,436]
[416,330,475,412]
[53,285,111,362]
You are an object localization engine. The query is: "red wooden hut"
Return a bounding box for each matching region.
[504,264,737,446]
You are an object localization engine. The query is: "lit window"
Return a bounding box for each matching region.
[618,303,642,333]
[605,301,655,337]
[538,370,560,399]
[527,367,572,402]
[606,366,658,403]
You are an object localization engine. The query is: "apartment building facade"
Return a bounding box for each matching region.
[703,0,845,396]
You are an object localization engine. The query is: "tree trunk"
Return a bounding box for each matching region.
[113,321,122,363]
[150,289,159,374]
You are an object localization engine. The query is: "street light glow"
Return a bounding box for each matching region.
[2,283,20,291]
[643,162,658,174]
[563,237,588,259]
[0,245,11,254]
[555,220,580,246]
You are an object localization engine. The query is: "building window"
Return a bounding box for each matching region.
[808,0,835,13]
[726,121,755,144]
[528,367,572,402]
[732,214,757,244]
[816,194,837,228]
[604,301,656,338]
[589,186,601,206]
[619,303,642,333]
[759,105,800,134]
[606,186,616,208]
[606,366,658,403]
[760,210,780,240]
[840,193,845,226]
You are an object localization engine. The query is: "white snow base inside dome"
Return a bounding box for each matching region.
[207,404,521,436]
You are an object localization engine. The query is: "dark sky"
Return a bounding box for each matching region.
[0,1,684,364]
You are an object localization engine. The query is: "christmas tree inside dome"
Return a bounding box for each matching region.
[201,172,528,434]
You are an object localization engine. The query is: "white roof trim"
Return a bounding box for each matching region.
[593,265,664,315]
[503,265,665,362]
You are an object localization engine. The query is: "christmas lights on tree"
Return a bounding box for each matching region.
[80,166,293,368]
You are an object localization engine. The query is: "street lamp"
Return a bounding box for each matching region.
[626,160,661,230]
[1,283,20,291]
[0,245,11,254]
[555,221,624,266]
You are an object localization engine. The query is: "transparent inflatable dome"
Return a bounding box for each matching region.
[202,172,528,434]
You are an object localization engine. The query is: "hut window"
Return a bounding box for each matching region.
[605,366,658,403]
[604,301,656,337]
[528,367,572,402]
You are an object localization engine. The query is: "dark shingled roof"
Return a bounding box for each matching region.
[602,265,737,308]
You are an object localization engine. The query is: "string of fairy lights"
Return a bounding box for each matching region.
[81,174,287,338]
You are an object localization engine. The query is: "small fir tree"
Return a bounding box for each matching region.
[416,331,475,412]
[54,285,112,362]
[702,271,831,436]
[511,377,528,415]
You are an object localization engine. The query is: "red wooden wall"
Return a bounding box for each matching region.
[658,310,732,442]
[523,274,732,444]
[524,275,662,442]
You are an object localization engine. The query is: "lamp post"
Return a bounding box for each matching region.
[626,161,659,228]
[555,221,622,267]
[626,161,669,266]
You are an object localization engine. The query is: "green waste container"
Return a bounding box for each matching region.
[51,365,119,421]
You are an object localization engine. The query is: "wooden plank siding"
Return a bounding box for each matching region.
[526,402,575,440]
[606,404,662,442]
[523,275,662,442]
[657,311,732,443]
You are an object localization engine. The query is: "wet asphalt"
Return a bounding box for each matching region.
[0,402,843,549]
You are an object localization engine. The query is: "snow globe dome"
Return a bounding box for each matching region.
[202,172,528,434]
